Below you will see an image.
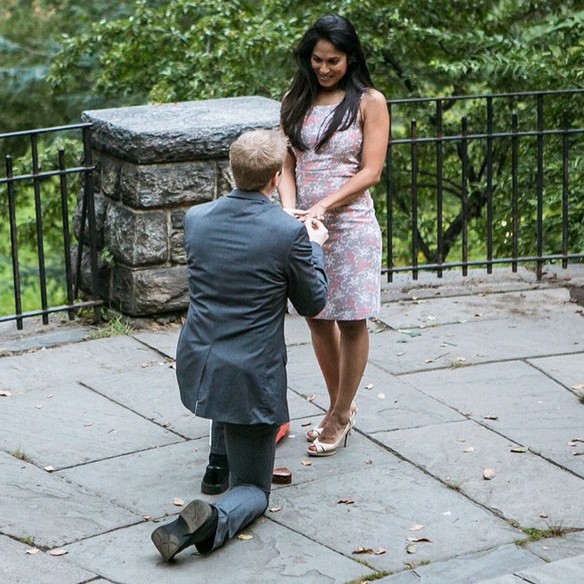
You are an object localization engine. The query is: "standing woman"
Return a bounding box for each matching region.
[279,14,389,456]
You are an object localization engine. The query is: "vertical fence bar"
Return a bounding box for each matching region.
[485,96,493,273]
[58,148,75,319]
[6,156,23,330]
[561,110,569,269]
[435,100,444,277]
[81,126,101,323]
[411,119,419,280]
[511,112,519,272]
[535,95,544,280]
[386,102,394,282]
[30,133,49,324]
[461,117,468,277]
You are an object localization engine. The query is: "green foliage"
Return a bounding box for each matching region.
[2,1,584,318]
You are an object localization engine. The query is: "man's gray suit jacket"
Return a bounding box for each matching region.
[176,189,328,427]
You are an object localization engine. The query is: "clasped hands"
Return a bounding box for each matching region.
[284,205,328,246]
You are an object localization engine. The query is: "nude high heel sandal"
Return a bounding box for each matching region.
[307,418,354,457]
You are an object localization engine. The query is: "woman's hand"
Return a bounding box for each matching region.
[283,208,308,221]
[305,201,328,221]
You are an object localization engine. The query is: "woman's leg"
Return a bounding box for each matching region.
[306,318,340,428]
[312,319,369,444]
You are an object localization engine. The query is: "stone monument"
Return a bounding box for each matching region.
[76,96,281,316]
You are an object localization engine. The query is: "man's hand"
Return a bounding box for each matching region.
[305,218,328,246]
[283,207,308,220]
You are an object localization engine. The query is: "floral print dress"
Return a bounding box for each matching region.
[293,104,381,320]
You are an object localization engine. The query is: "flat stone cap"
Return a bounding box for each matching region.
[82,96,281,164]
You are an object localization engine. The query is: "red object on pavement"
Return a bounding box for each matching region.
[275,422,290,443]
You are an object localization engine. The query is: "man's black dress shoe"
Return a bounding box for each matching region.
[201,453,229,495]
[151,499,218,561]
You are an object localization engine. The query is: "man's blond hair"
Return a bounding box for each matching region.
[229,129,288,192]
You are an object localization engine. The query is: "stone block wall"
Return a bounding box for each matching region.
[76,96,281,316]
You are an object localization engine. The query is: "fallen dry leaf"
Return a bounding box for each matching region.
[300,459,312,467]
[406,537,432,543]
[173,498,184,507]
[25,548,40,555]
[510,447,527,453]
[409,523,424,531]
[406,544,417,554]
[337,498,355,505]
[484,415,498,420]
[237,534,253,541]
[269,506,281,513]
[540,512,549,519]
[306,394,316,402]
[0,390,12,397]
[365,383,374,389]
[373,547,386,555]
[143,515,152,521]
[44,466,55,473]
[48,549,67,556]
[301,421,311,427]
[377,393,386,400]
[352,546,373,554]
[571,383,584,391]
[463,447,475,453]
[483,468,496,480]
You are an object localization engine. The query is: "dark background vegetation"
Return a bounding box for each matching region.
[1,0,584,313]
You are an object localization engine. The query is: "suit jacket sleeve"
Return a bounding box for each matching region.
[286,228,328,317]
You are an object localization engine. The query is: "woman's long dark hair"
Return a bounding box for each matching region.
[281,14,375,152]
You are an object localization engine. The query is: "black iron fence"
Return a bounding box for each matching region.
[2,91,584,329]
[0,123,101,330]
[384,89,584,280]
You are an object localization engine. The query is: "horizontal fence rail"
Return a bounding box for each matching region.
[384,89,584,281]
[0,123,101,329]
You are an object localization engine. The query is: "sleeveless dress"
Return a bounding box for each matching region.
[293,104,382,320]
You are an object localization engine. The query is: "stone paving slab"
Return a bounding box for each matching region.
[0,452,141,548]
[0,318,93,355]
[0,534,98,584]
[524,531,584,563]
[480,552,584,583]
[379,267,540,303]
[376,288,574,331]
[375,419,584,529]
[62,518,370,584]
[271,416,402,489]
[400,360,584,478]
[375,543,545,583]
[269,459,521,574]
[59,438,213,521]
[0,379,180,469]
[0,335,169,393]
[368,312,583,375]
[132,328,180,360]
[528,353,584,397]
[80,361,209,440]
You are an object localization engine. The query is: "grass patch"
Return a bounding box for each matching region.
[19,535,35,546]
[445,480,461,491]
[9,448,31,462]
[520,523,568,543]
[345,571,393,584]
[578,392,584,405]
[88,312,134,339]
